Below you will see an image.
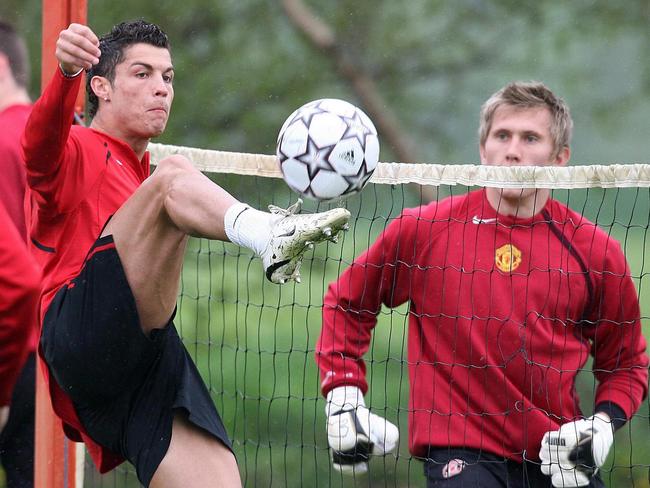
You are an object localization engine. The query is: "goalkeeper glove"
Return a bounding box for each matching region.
[539,413,614,487]
[325,386,399,475]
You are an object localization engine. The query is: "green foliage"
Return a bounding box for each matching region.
[5,0,650,164]
[0,0,42,97]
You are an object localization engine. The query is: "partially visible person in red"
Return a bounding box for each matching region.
[0,199,40,488]
[0,19,40,488]
[0,20,31,240]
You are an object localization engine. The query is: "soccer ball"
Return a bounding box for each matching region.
[276,98,379,201]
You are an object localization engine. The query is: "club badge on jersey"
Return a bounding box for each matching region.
[495,243,522,272]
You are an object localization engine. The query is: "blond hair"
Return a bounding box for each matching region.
[479,81,573,158]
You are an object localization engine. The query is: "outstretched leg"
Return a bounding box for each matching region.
[101,153,350,331]
[100,154,237,333]
[99,154,349,485]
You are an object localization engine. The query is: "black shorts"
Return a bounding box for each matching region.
[41,235,233,487]
[424,448,605,488]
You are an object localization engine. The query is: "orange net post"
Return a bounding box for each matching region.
[36,1,86,486]
[40,0,87,112]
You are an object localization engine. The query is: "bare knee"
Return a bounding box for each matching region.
[150,155,204,209]
[101,155,195,237]
[150,155,197,190]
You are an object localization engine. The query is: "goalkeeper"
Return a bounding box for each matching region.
[23,20,349,488]
[316,81,648,487]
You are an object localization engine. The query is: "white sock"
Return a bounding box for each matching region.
[224,203,271,256]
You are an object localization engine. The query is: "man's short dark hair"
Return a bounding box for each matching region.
[86,20,170,118]
[0,20,30,88]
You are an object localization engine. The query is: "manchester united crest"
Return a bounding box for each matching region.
[495,243,522,272]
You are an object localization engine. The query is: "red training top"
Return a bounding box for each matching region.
[0,200,40,405]
[0,102,40,383]
[317,189,649,462]
[0,103,31,240]
[22,69,150,472]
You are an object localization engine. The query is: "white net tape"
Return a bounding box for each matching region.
[149,142,650,189]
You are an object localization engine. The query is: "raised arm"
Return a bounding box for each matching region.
[21,24,100,204]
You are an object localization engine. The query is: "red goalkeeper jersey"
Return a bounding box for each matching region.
[317,189,649,462]
[21,69,150,472]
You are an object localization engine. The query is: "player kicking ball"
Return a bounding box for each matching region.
[23,20,348,487]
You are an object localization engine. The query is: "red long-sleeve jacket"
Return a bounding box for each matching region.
[21,69,150,472]
[317,189,649,462]
[0,102,40,405]
[0,201,40,405]
[0,103,31,240]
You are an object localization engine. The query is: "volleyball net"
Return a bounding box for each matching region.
[77,145,650,487]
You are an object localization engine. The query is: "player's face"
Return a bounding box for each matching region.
[480,105,570,209]
[107,43,174,139]
[480,105,567,168]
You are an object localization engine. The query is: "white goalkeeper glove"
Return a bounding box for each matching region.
[539,414,614,487]
[325,386,399,475]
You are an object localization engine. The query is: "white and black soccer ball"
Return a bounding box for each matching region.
[276,98,379,201]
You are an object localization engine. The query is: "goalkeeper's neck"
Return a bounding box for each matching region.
[485,187,551,219]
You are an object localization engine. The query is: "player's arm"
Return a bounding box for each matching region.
[317,211,417,473]
[591,258,648,416]
[540,243,648,487]
[0,202,41,410]
[317,210,415,394]
[21,24,100,207]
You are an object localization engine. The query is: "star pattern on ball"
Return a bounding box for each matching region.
[343,158,374,195]
[296,135,337,180]
[276,99,379,201]
[276,132,291,163]
[341,110,373,146]
[293,102,328,129]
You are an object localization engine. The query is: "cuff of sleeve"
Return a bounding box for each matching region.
[595,401,627,431]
